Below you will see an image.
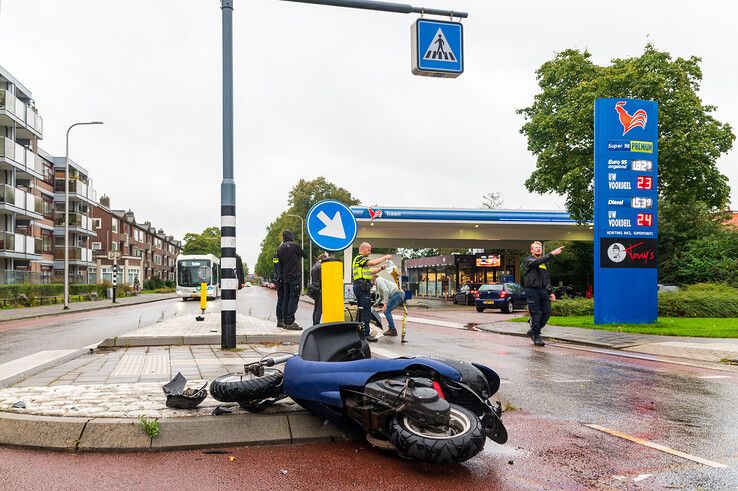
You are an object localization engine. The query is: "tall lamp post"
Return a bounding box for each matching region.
[287,213,305,291]
[64,121,103,310]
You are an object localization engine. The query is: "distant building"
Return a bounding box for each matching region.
[1,63,181,285]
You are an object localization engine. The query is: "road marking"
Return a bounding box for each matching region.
[392,315,465,330]
[585,424,728,468]
[552,379,591,383]
[697,375,732,379]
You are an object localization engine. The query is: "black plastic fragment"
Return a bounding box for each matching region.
[162,372,208,409]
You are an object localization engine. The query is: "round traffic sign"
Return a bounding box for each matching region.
[306,200,357,252]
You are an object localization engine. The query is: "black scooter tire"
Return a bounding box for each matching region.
[389,403,486,464]
[209,370,283,403]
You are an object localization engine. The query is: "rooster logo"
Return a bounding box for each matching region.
[615,101,648,135]
[368,208,383,220]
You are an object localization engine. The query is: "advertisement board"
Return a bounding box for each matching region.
[475,254,501,267]
[594,98,658,324]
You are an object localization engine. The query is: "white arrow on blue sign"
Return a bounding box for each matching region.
[306,200,358,252]
[411,19,463,78]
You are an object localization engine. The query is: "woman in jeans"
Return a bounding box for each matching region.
[373,274,404,336]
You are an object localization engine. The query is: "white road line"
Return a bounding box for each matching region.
[393,315,466,330]
[697,375,732,379]
[551,379,592,383]
[585,424,728,468]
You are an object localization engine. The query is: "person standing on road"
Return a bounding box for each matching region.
[372,274,403,337]
[277,229,308,331]
[352,242,391,342]
[524,241,564,347]
[273,252,285,327]
[308,253,329,326]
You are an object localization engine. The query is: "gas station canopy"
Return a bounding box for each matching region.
[350,206,593,249]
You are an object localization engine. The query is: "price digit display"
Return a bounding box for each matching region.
[636,176,653,190]
[636,213,653,227]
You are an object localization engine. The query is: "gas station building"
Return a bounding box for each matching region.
[343,206,593,299]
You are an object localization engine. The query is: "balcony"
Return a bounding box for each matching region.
[53,177,97,203]
[0,137,45,178]
[0,232,42,258]
[53,246,93,262]
[0,90,43,138]
[0,184,43,219]
[53,211,96,235]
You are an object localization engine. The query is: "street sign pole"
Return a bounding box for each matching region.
[218,0,467,348]
[220,0,237,349]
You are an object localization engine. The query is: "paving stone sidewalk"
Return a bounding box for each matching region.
[479,321,738,364]
[0,344,298,419]
[0,292,177,322]
[99,311,301,347]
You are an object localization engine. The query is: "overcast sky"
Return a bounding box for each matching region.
[1,0,736,267]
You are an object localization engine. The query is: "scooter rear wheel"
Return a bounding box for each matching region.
[209,369,283,403]
[389,403,486,464]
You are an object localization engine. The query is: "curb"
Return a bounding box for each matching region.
[98,333,301,348]
[0,345,96,389]
[0,295,178,324]
[476,324,640,350]
[0,409,360,452]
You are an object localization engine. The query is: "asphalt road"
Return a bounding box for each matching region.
[1,286,736,489]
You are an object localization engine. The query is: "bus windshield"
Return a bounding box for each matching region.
[177,259,211,287]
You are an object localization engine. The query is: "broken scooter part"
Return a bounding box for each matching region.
[162,372,208,409]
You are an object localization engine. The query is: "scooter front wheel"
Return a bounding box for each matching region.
[389,403,486,464]
[209,369,283,403]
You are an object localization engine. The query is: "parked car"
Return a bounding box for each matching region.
[475,283,527,314]
[453,283,482,306]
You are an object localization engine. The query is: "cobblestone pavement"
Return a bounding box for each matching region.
[0,344,298,418]
[622,340,738,363]
[105,311,300,343]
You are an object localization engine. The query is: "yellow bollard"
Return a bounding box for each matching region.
[200,282,207,313]
[321,258,343,323]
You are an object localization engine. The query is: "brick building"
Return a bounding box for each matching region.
[90,195,181,285]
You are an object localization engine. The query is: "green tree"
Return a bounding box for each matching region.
[671,226,738,287]
[518,45,734,222]
[254,178,360,278]
[182,227,221,256]
[481,192,504,209]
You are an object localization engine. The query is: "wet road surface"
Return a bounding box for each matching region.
[1,286,736,489]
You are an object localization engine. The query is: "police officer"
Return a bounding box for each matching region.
[273,253,285,327]
[352,242,391,342]
[524,241,564,346]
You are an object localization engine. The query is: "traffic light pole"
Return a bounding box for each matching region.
[219,0,467,348]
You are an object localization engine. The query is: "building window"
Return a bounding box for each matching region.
[111,241,118,251]
[92,218,101,230]
[101,268,113,283]
[112,219,118,233]
[91,242,102,251]
[127,268,140,285]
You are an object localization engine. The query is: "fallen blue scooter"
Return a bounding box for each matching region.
[210,322,507,464]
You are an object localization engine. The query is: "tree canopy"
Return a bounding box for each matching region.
[518,45,734,222]
[182,227,221,257]
[254,177,360,278]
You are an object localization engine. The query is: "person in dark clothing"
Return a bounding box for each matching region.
[273,253,285,327]
[524,241,564,346]
[276,229,308,330]
[308,253,329,325]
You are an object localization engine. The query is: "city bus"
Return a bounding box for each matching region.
[175,254,221,300]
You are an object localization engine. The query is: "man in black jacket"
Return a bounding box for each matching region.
[524,241,564,346]
[276,229,308,330]
[308,253,329,325]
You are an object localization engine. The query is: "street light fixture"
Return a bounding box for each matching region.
[287,213,305,292]
[64,121,103,310]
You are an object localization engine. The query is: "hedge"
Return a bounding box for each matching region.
[0,281,134,307]
[548,283,738,318]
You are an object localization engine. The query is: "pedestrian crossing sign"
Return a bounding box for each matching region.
[412,19,463,78]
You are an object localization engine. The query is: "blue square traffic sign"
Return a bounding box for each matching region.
[412,19,463,78]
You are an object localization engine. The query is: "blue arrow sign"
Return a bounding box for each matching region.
[306,200,358,252]
[412,19,463,78]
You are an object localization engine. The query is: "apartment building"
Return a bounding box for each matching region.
[90,196,181,285]
[0,65,46,284]
[1,64,182,285]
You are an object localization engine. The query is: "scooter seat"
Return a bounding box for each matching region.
[299,322,371,362]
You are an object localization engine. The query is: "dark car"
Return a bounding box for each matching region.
[453,283,482,306]
[475,283,527,313]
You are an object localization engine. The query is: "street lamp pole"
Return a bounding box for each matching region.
[287,214,304,292]
[64,121,103,310]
